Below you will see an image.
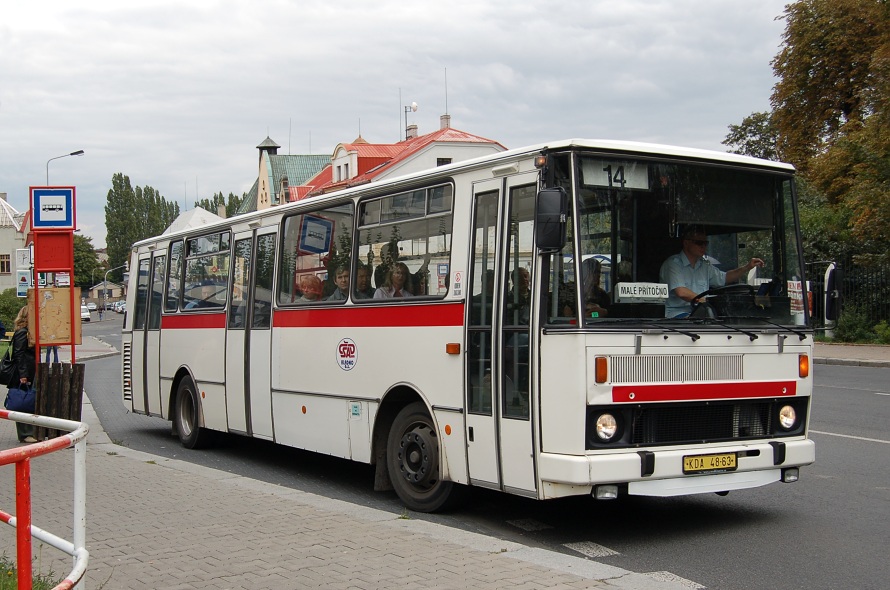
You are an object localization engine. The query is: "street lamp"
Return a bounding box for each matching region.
[104,264,126,311]
[46,149,85,184]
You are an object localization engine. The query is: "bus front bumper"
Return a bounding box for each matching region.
[538,439,815,497]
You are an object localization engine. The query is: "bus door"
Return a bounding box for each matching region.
[130,253,166,416]
[466,174,538,495]
[225,229,276,439]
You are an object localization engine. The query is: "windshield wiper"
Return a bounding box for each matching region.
[692,317,759,341]
[644,320,701,342]
[737,317,808,341]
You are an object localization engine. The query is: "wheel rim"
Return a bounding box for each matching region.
[179,388,195,437]
[396,421,438,490]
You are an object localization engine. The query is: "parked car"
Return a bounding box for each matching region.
[80,306,91,322]
[87,302,97,311]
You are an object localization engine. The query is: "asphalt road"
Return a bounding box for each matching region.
[84,318,890,590]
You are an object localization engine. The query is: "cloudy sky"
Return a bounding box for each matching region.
[1,0,788,248]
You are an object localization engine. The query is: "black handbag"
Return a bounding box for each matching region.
[0,348,14,385]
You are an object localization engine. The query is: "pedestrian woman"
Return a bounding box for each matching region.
[8,306,37,443]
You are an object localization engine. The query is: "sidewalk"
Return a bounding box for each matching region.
[813,342,890,368]
[1,339,698,589]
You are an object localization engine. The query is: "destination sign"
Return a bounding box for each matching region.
[615,282,669,303]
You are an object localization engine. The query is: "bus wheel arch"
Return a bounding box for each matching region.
[172,369,210,449]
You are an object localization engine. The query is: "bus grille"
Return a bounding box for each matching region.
[610,354,743,383]
[585,398,809,449]
[122,343,132,402]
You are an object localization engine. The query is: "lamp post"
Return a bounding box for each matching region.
[46,149,85,184]
[104,264,126,311]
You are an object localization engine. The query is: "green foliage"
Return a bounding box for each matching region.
[832,305,877,343]
[874,321,890,344]
[722,111,778,160]
[0,288,25,332]
[105,173,180,282]
[73,234,103,289]
[194,191,245,218]
[0,552,60,589]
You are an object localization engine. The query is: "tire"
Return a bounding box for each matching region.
[175,378,210,449]
[386,401,463,512]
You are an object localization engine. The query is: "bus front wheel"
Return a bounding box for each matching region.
[386,402,460,512]
[175,378,210,449]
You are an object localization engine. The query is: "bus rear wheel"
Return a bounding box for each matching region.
[387,402,460,512]
[175,378,210,449]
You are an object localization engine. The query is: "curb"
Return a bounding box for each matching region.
[814,357,890,368]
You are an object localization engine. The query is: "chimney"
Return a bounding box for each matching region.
[217,204,226,218]
[406,124,418,139]
[440,114,451,129]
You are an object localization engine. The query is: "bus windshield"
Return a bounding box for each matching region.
[544,153,807,327]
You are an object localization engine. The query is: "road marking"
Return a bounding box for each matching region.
[564,541,619,558]
[810,430,890,444]
[819,384,890,395]
[644,571,705,589]
[876,392,890,397]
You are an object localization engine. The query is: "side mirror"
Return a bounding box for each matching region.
[535,187,568,251]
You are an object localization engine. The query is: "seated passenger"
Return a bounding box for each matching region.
[299,275,323,302]
[374,262,414,299]
[563,258,610,317]
[327,265,350,301]
[353,264,375,299]
[660,226,764,317]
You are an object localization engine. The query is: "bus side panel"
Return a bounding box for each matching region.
[271,322,466,470]
[160,324,228,431]
[272,393,351,458]
[538,333,590,456]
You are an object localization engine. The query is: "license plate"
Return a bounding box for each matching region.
[683,452,737,474]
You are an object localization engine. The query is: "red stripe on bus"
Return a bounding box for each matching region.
[273,303,465,328]
[611,381,797,403]
[161,313,227,329]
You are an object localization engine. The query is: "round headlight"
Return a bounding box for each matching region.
[595,413,619,441]
[778,405,797,430]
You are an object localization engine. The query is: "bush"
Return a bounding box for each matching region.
[833,305,877,343]
[874,321,890,345]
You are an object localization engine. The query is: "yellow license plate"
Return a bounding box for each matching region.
[683,452,737,474]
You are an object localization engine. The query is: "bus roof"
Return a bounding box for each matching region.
[133,138,795,248]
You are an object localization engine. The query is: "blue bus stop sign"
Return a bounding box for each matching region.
[30,187,75,229]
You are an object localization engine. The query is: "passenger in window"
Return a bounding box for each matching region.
[374,242,430,291]
[185,283,218,309]
[414,271,429,296]
[299,275,324,302]
[660,226,764,317]
[353,264,375,299]
[374,262,414,299]
[563,258,610,317]
[327,265,350,301]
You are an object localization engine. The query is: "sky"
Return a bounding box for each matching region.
[0,0,789,248]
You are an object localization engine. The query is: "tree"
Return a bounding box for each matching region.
[194,191,244,218]
[73,234,102,289]
[770,0,887,170]
[105,173,180,281]
[722,111,778,160]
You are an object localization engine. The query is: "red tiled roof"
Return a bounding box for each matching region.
[306,127,504,196]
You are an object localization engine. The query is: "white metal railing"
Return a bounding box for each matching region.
[0,411,89,590]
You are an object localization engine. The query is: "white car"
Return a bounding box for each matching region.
[87,302,97,311]
[80,306,91,322]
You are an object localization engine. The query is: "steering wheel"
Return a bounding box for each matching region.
[690,284,756,318]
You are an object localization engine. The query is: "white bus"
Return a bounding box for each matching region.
[122,139,815,512]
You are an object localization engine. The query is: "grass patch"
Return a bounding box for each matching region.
[0,552,61,590]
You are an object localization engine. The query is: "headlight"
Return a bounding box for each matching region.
[595,413,619,441]
[778,405,797,430]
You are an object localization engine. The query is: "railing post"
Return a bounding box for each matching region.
[15,458,32,590]
[73,436,87,590]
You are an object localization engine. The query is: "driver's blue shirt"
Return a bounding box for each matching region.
[660,253,726,317]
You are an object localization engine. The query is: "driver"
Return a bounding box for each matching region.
[660,226,764,318]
